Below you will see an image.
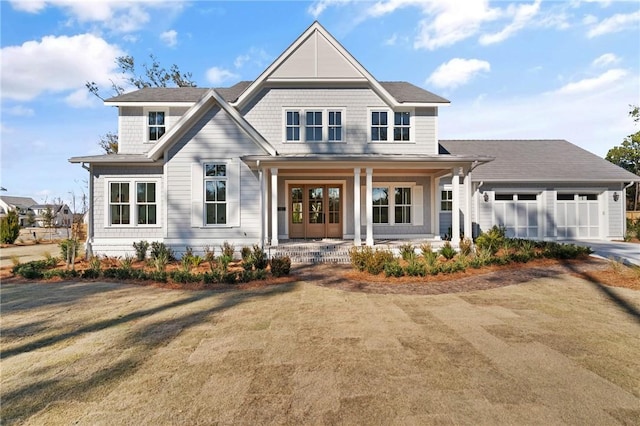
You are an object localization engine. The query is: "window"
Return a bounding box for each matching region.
[495,194,515,201]
[371,111,388,141]
[305,111,323,141]
[578,194,597,201]
[286,111,300,141]
[518,194,537,201]
[328,111,342,141]
[394,112,410,141]
[136,182,157,225]
[110,182,130,225]
[441,190,452,211]
[148,111,166,141]
[395,187,411,224]
[204,163,227,225]
[373,187,389,224]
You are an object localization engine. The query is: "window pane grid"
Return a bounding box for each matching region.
[204,163,228,225]
[305,111,323,141]
[148,111,166,141]
[328,111,342,141]
[136,182,157,225]
[109,182,130,225]
[286,111,300,141]
[395,187,411,224]
[393,112,410,141]
[371,111,388,141]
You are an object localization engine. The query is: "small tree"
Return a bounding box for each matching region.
[26,211,36,227]
[606,105,640,210]
[1,210,21,244]
[42,206,54,241]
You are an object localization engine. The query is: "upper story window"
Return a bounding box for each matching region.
[204,163,227,225]
[370,109,413,142]
[371,111,388,141]
[148,111,166,142]
[284,109,345,143]
[305,111,323,141]
[286,111,300,141]
[328,111,342,141]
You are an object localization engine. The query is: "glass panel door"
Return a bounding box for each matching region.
[289,186,304,238]
[307,187,325,238]
[327,186,341,237]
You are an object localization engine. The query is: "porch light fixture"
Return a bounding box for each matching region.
[613,192,619,202]
[483,192,489,202]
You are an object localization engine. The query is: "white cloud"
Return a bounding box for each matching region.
[587,11,640,38]
[427,58,491,89]
[384,33,398,46]
[1,34,125,101]
[205,67,239,86]
[233,47,270,69]
[479,0,541,45]
[64,88,99,108]
[553,69,628,95]
[439,75,635,158]
[308,0,352,18]
[8,0,185,33]
[160,29,178,48]
[591,53,620,68]
[5,106,35,117]
[582,14,598,25]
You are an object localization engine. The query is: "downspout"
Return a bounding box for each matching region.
[622,181,635,237]
[81,162,94,258]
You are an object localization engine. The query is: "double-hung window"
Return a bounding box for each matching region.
[204,163,227,225]
[110,182,130,225]
[305,111,323,141]
[148,111,166,141]
[373,187,389,224]
[441,190,452,211]
[370,110,412,142]
[286,111,300,141]
[136,183,157,225]
[394,112,410,141]
[371,111,388,141]
[395,187,411,224]
[328,111,342,141]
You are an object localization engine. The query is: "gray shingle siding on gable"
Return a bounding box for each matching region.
[440,140,639,182]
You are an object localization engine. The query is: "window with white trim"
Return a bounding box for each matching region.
[328,110,342,141]
[441,190,452,211]
[371,111,388,141]
[148,111,166,141]
[373,187,389,224]
[305,111,323,141]
[393,112,410,141]
[395,187,411,224]
[370,110,413,142]
[286,111,300,141]
[136,182,157,225]
[204,163,227,225]
[110,182,130,225]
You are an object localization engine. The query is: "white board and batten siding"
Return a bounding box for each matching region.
[241,88,438,156]
[164,105,266,254]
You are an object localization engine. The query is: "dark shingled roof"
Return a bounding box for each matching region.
[105,81,447,105]
[439,140,639,182]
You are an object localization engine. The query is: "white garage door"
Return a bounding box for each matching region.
[494,193,539,239]
[556,193,599,238]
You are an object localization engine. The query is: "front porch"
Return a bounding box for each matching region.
[268,237,448,264]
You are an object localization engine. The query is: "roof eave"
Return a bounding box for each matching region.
[104,101,196,107]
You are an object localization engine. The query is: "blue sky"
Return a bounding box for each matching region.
[1,0,639,207]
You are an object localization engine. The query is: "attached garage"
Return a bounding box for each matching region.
[493,193,539,239]
[556,193,599,238]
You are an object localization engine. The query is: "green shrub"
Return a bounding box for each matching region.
[218,254,233,271]
[270,255,291,277]
[439,241,457,260]
[203,245,216,271]
[81,268,100,279]
[221,241,235,259]
[147,271,167,282]
[440,259,466,274]
[43,269,78,279]
[251,244,268,270]
[59,239,80,262]
[404,259,426,277]
[120,254,134,270]
[469,257,485,269]
[422,248,438,266]
[169,270,202,284]
[384,259,404,277]
[349,246,373,272]
[133,240,149,261]
[241,246,252,262]
[366,249,394,275]
[152,251,169,272]
[253,269,267,280]
[459,238,473,256]
[13,261,46,279]
[203,270,221,285]
[475,225,506,255]
[0,210,20,244]
[420,242,433,258]
[150,242,175,261]
[103,267,133,280]
[399,243,416,261]
[223,271,238,284]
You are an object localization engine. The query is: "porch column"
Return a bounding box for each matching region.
[464,170,472,240]
[365,167,374,246]
[451,167,461,245]
[270,168,278,246]
[353,168,361,245]
[260,168,268,247]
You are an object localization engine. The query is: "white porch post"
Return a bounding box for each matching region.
[270,168,278,246]
[451,167,461,245]
[365,167,374,246]
[353,168,361,245]
[464,170,472,240]
[260,168,268,247]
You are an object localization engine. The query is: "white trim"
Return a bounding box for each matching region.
[271,168,279,246]
[282,107,346,143]
[367,107,415,143]
[354,168,361,245]
[363,181,420,226]
[105,101,195,107]
[103,177,162,229]
[143,107,169,144]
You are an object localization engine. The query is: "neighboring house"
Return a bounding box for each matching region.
[31,204,73,228]
[70,22,639,257]
[0,196,38,227]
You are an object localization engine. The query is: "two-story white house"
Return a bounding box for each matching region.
[70,22,638,257]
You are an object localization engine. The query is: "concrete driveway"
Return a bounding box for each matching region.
[568,240,640,266]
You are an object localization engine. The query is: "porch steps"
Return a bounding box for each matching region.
[267,239,447,264]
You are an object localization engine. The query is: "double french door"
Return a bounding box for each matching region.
[289,184,342,239]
